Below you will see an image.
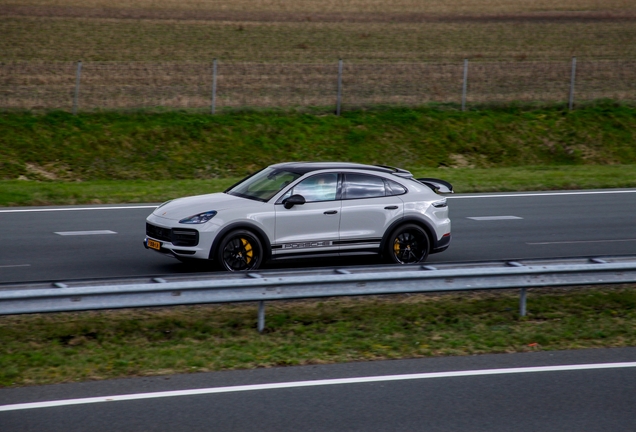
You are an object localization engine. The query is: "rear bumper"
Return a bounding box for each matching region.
[432,233,451,254]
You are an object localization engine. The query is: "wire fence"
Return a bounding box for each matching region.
[1,59,634,113]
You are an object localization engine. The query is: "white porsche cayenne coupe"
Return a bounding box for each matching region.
[144,162,452,271]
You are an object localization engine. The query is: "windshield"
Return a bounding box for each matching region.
[225,167,302,202]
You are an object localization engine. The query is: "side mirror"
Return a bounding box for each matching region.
[283,194,306,209]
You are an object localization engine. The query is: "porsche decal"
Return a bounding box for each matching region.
[276,238,383,250]
[282,241,334,249]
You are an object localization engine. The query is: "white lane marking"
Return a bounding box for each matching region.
[54,230,117,236]
[2,362,635,412]
[528,238,636,245]
[0,206,157,213]
[449,190,636,199]
[467,216,523,221]
[0,264,31,269]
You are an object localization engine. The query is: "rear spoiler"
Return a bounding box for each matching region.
[417,178,454,194]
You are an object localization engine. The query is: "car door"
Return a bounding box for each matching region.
[338,173,405,255]
[273,172,342,258]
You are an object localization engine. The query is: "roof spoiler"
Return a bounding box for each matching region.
[417,178,454,194]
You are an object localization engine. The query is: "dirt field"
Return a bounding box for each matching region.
[1,0,635,62]
[1,0,634,110]
[4,0,635,15]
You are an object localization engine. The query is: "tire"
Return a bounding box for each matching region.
[386,224,430,264]
[217,230,264,271]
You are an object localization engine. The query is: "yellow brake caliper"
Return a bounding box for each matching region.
[394,239,401,255]
[241,238,253,264]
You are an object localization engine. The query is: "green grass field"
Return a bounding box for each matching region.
[2,287,635,387]
[1,105,635,206]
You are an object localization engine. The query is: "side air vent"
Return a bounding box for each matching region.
[172,229,199,247]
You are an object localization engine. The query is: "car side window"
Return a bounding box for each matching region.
[343,174,386,200]
[385,179,407,196]
[286,173,338,203]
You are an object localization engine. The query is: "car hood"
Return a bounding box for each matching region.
[152,193,261,221]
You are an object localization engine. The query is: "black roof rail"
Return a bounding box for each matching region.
[373,164,413,177]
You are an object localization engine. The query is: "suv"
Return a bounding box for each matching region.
[145,162,452,271]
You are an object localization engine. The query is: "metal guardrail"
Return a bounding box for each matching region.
[1,256,636,332]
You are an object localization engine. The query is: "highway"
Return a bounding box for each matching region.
[1,348,635,431]
[1,189,636,430]
[2,189,636,283]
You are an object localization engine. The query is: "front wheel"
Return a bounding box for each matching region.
[386,224,430,264]
[217,230,264,271]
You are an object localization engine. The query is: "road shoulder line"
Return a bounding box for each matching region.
[2,362,635,412]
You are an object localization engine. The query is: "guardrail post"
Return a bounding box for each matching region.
[258,301,265,333]
[461,58,468,111]
[336,59,343,115]
[211,58,217,115]
[568,56,577,110]
[72,60,82,115]
[519,288,527,317]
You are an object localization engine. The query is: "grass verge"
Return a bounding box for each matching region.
[1,286,635,387]
[2,164,636,206]
[2,104,636,181]
[2,103,636,206]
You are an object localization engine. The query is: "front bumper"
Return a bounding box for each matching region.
[144,217,217,260]
[143,237,200,259]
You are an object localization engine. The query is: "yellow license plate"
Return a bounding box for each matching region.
[147,239,161,251]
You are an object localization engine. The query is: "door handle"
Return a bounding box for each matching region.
[384,206,399,210]
[324,210,338,215]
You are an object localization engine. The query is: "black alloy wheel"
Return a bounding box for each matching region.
[387,224,430,264]
[218,230,263,271]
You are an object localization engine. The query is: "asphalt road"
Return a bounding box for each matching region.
[2,189,636,431]
[1,348,635,431]
[2,189,636,283]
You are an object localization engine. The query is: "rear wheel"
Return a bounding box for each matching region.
[386,224,430,264]
[217,230,263,271]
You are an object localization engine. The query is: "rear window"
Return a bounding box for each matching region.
[343,174,386,200]
[385,179,407,196]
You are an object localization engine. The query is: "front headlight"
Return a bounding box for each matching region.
[179,210,217,224]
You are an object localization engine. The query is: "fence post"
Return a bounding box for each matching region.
[336,59,343,115]
[461,59,468,111]
[568,56,577,110]
[72,60,82,115]
[211,58,217,115]
[258,301,265,333]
